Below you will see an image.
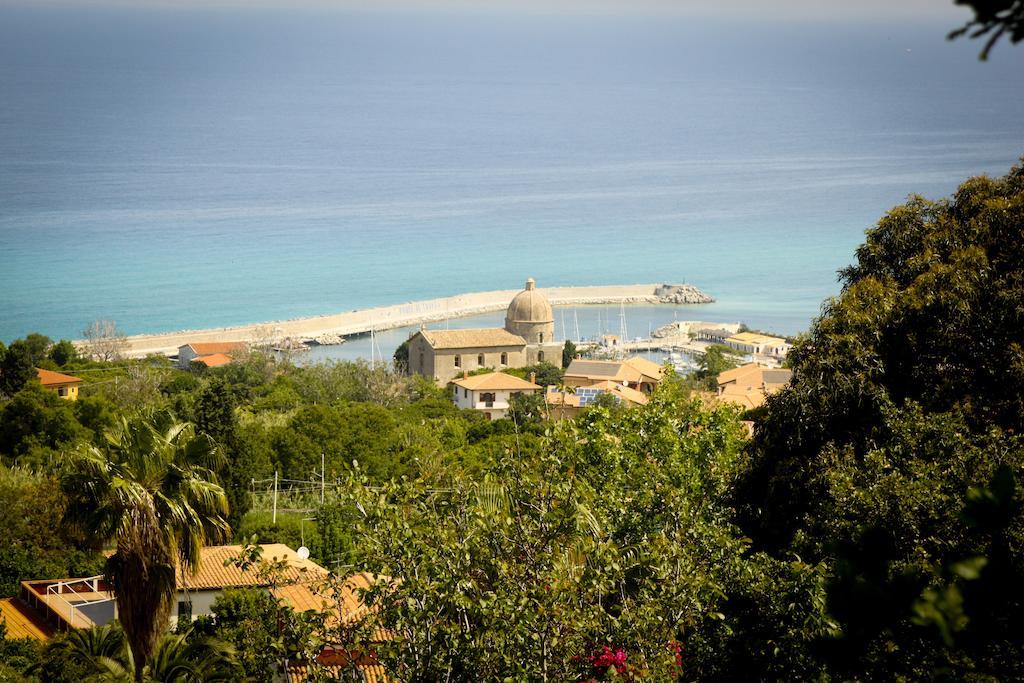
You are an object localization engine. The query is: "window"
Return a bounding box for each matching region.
[481,392,496,406]
[464,388,468,398]
[419,352,424,369]
[58,387,68,397]
[500,352,508,365]
[177,599,192,622]
[478,353,485,366]
[538,351,545,362]
[454,354,461,368]
[539,332,544,343]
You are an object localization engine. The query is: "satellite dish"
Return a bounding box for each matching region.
[296,546,310,560]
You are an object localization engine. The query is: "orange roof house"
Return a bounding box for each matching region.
[35,368,82,400]
[177,341,247,369]
[450,371,542,420]
[716,363,792,410]
[545,380,650,420]
[10,544,391,679]
[563,356,665,394]
[189,353,234,368]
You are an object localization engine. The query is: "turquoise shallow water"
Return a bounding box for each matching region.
[1,8,1022,343]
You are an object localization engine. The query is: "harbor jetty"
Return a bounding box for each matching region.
[112,283,713,358]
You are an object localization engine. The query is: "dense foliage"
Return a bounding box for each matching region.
[737,160,1024,679]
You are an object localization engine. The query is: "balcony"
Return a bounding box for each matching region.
[474,401,509,410]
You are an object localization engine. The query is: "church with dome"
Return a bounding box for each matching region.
[406,278,565,384]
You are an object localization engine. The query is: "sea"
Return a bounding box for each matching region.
[2,6,1023,356]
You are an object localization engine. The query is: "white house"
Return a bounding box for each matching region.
[176,341,247,369]
[451,371,542,420]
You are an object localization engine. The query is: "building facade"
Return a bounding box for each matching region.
[450,371,542,420]
[407,278,564,384]
[35,368,82,400]
[562,356,664,394]
[177,341,247,369]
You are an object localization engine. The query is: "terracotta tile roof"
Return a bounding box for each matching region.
[0,598,53,640]
[717,386,766,410]
[35,368,82,386]
[622,356,665,379]
[180,342,247,355]
[717,364,791,392]
[274,572,391,638]
[451,372,541,391]
[190,353,234,368]
[564,359,641,383]
[590,380,650,405]
[177,544,328,591]
[417,328,526,350]
[716,363,765,386]
[287,660,390,683]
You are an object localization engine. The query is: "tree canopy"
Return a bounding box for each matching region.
[736,160,1024,678]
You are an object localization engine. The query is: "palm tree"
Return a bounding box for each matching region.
[40,624,240,682]
[61,410,231,680]
[36,623,127,680]
[95,629,241,682]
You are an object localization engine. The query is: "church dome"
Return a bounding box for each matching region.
[506,278,553,324]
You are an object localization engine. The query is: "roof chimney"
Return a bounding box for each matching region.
[463,370,468,379]
[525,277,535,291]
[530,371,536,385]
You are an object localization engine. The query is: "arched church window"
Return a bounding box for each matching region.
[500,352,508,365]
[538,351,545,362]
[539,332,544,343]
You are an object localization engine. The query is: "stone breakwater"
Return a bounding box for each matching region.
[112,283,713,358]
[654,284,716,304]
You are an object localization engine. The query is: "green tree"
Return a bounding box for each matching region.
[562,339,577,367]
[0,340,35,397]
[195,379,254,529]
[0,465,103,598]
[21,333,52,366]
[48,339,79,367]
[0,384,90,463]
[193,588,282,682]
[736,160,1024,678]
[505,361,563,387]
[338,383,824,680]
[693,344,738,391]
[60,411,230,679]
[393,338,410,372]
[507,390,546,425]
[37,622,240,682]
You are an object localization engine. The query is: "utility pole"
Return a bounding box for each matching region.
[272,470,278,524]
[321,452,326,505]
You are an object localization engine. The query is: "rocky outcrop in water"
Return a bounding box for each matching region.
[652,322,684,338]
[310,333,345,346]
[654,284,715,304]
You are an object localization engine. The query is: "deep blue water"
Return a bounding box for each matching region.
[1,7,1022,343]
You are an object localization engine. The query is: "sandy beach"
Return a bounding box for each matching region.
[113,283,706,358]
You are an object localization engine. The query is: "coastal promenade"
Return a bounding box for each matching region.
[115,283,708,358]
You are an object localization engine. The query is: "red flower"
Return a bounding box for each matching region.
[589,645,629,675]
